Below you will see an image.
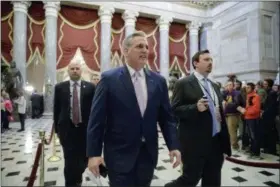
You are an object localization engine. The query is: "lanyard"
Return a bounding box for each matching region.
[198,80,216,106]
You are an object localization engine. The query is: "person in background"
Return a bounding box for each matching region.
[13,91,27,132]
[234,80,242,91]
[222,80,241,151]
[1,89,7,133]
[275,86,280,143]
[237,82,261,159]
[2,92,13,130]
[234,80,244,143]
[272,84,279,92]
[91,74,100,86]
[255,81,267,110]
[30,90,42,118]
[237,86,250,152]
[54,61,96,187]
[262,78,278,155]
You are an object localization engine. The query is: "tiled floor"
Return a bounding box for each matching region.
[1,118,280,186]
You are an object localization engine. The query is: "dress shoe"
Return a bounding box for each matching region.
[164,179,185,187]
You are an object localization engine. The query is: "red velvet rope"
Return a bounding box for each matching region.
[44,124,54,145]
[226,156,280,169]
[26,143,43,187]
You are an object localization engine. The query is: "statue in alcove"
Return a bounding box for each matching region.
[1,61,23,99]
[10,61,23,91]
[1,60,9,88]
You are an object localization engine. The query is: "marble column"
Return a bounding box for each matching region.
[156,16,173,82]
[98,6,114,72]
[43,2,60,116]
[122,10,139,37]
[188,21,201,73]
[199,22,213,50]
[12,1,31,87]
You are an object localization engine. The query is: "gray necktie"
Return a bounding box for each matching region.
[133,71,146,116]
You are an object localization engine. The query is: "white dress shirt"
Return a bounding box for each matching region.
[70,79,82,122]
[194,71,221,133]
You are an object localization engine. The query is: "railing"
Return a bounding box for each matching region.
[225,156,280,169]
[26,123,60,187]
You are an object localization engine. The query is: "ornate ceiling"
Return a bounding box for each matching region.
[173,1,223,9]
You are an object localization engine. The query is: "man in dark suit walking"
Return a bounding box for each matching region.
[165,50,231,187]
[53,61,95,187]
[30,90,42,118]
[87,31,181,187]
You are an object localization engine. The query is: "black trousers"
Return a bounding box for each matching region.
[262,119,277,154]
[247,119,261,156]
[108,143,154,187]
[18,113,25,130]
[32,106,40,118]
[63,149,87,187]
[1,110,6,131]
[242,119,250,148]
[61,124,87,187]
[179,134,224,186]
[2,111,10,129]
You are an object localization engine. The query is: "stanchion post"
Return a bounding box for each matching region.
[48,133,61,162]
[39,131,45,187]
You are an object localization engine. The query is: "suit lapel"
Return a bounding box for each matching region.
[189,74,204,97]
[119,66,141,114]
[65,81,71,114]
[80,80,85,113]
[210,81,222,104]
[119,66,135,96]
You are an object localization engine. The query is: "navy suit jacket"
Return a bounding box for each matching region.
[87,66,179,173]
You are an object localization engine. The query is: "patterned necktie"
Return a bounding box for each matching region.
[72,82,80,125]
[133,71,146,116]
[202,78,219,136]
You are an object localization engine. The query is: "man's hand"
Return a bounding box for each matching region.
[88,157,105,177]
[237,106,246,114]
[197,98,208,112]
[240,108,246,114]
[169,150,181,168]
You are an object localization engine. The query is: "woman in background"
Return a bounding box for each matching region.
[13,91,26,132]
[2,92,13,130]
[1,89,7,133]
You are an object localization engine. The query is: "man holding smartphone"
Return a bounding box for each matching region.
[165,50,231,187]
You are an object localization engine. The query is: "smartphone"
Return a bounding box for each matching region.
[99,164,108,178]
[202,95,208,100]
[202,95,209,107]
